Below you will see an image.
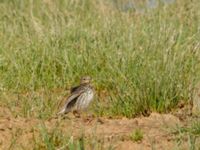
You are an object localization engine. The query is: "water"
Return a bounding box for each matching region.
[112,0,176,12]
[161,0,175,4]
[147,0,159,9]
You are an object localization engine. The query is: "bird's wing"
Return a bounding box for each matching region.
[70,85,80,93]
[57,86,86,115]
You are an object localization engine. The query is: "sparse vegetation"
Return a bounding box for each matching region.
[33,122,114,150]
[33,123,85,150]
[130,128,143,142]
[172,121,200,149]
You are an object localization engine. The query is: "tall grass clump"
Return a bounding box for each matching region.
[0,0,199,118]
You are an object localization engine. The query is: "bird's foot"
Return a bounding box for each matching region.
[96,118,104,124]
[73,110,81,118]
[83,117,94,124]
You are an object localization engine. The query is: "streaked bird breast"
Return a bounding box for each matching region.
[75,88,94,110]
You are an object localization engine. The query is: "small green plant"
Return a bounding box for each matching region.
[171,121,200,149]
[130,129,144,142]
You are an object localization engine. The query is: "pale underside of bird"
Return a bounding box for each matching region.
[57,76,94,115]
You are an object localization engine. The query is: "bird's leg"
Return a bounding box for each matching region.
[85,109,95,119]
[82,110,94,124]
[73,110,81,118]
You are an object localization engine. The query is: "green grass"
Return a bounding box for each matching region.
[130,128,143,142]
[0,0,200,118]
[33,123,82,150]
[33,122,114,150]
[7,121,112,150]
[172,121,200,149]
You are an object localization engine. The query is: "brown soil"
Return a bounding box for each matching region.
[0,105,193,150]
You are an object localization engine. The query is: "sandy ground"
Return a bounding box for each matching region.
[0,105,193,150]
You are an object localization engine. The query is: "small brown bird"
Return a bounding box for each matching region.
[57,76,94,116]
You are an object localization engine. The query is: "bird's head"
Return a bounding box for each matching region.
[80,76,92,85]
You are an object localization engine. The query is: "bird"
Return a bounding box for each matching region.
[57,76,94,117]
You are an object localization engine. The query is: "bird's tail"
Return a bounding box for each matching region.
[57,108,66,115]
[47,108,67,121]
